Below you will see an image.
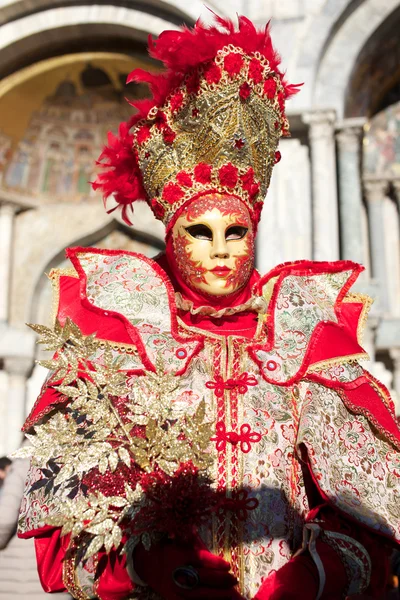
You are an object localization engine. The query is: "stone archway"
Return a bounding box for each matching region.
[0,1,230,75]
[287,0,358,110]
[344,8,400,118]
[313,0,400,118]
[0,6,176,79]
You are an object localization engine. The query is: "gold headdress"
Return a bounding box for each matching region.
[94,15,300,229]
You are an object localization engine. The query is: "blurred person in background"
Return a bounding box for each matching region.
[0,456,11,497]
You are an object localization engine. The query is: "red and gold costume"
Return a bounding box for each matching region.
[17,15,400,600]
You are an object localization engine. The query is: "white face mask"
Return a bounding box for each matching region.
[171,194,255,297]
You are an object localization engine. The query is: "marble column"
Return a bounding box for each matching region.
[393,180,400,215]
[390,348,400,415]
[303,110,339,261]
[364,178,390,312]
[0,202,16,322]
[362,315,379,364]
[4,357,32,452]
[336,118,366,264]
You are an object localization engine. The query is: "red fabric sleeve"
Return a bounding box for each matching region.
[253,553,320,600]
[96,551,134,600]
[35,529,70,593]
[253,543,347,600]
[34,527,135,599]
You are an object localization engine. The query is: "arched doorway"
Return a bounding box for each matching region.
[345,6,400,118]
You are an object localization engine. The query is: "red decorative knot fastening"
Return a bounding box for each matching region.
[219,489,259,521]
[206,372,257,398]
[211,421,262,453]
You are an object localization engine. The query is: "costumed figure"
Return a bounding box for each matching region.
[17,15,400,600]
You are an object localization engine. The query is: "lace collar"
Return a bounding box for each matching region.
[174,292,268,318]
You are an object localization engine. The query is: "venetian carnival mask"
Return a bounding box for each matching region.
[171,194,255,297]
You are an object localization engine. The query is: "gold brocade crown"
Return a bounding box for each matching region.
[95,16,300,228]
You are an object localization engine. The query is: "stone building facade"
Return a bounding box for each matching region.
[0,0,399,454]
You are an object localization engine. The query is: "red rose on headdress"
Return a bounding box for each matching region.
[240,168,260,199]
[151,198,166,219]
[253,201,263,224]
[204,62,222,85]
[219,163,239,188]
[248,58,264,84]
[194,163,212,184]
[240,167,255,191]
[263,78,276,99]
[274,151,281,164]
[186,71,200,95]
[224,52,244,77]
[176,171,193,188]
[239,82,251,100]
[163,127,176,144]
[249,182,260,199]
[170,91,184,113]
[136,125,151,146]
[162,182,185,204]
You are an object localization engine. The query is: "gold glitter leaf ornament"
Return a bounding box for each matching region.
[22,318,215,565]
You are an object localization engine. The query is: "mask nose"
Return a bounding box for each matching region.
[210,231,229,259]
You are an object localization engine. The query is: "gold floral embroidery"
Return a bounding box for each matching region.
[299,382,400,542]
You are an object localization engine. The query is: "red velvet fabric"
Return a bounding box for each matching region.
[176,306,259,339]
[134,537,238,599]
[255,504,390,600]
[254,553,320,600]
[96,551,134,600]
[34,529,70,593]
[342,380,400,448]
[309,505,391,599]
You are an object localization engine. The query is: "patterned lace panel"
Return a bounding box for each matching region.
[298,382,400,542]
[255,270,354,382]
[175,292,268,317]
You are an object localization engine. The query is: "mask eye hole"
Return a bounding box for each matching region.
[225,226,248,241]
[185,224,213,241]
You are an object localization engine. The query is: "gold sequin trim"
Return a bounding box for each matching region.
[48,267,139,355]
[306,353,369,374]
[49,268,78,328]
[63,554,93,600]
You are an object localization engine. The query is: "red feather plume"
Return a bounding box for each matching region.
[93,116,147,225]
[129,15,299,122]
